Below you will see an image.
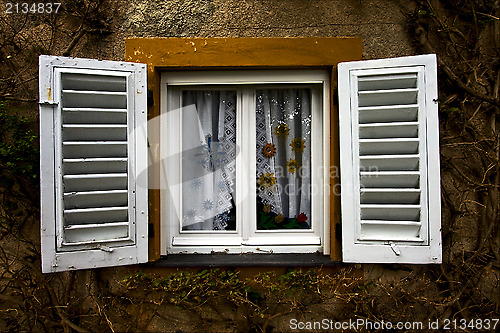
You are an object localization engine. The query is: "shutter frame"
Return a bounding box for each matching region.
[39,56,148,273]
[339,54,441,264]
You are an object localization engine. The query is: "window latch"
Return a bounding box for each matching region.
[98,245,114,253]
[255,248,273,254]
[389,242,400,256]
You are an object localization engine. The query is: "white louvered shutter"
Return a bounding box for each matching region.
[39,56,148,273]
[338,54,441,263]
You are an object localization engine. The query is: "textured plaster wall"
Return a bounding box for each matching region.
[74,0,417,62]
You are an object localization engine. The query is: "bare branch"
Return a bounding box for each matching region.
[415,24,500,109]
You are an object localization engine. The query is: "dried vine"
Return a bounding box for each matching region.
[405,0,500,322]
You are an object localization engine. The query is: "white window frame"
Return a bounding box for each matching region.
[159,70,331,254]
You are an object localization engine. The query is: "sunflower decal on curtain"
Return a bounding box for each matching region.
[274,123,290,137]
[286,158,300,174]
[258,172,277,188]
[290,137,305,153]
[262,143,276,158]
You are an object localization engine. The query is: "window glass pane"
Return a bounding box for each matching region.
[181,90,237,231]
[256,88,312,230]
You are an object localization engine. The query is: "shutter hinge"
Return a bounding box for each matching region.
[333,86,339,107]
[389,242,401,256]
[335,223,342,240]
[39,100,58,106]
[147,89,154,106]
[148,223,154,238]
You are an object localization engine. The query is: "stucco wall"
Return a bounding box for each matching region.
[73,0,417,62]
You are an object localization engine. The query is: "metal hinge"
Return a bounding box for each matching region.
[335,223,342,240]
[147,89,154,106]
[39,100,58,106]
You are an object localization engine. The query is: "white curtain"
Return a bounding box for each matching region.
[256,89,312,228]
[181,90,236,231]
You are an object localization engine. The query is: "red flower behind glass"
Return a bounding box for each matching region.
[297,213,308,223]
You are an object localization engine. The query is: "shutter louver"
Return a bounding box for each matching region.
[339,55,441,264]
[356,72,425,243]
[40,56,148,272]
[59,73,131,247]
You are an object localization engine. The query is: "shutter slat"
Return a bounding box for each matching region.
[360,155,419,171]
[358,73,417,90]
[359,105,418,123]
[63,157,128,162]
[62,90,127,109]
[63,190,128,209]
[64,221,129,229]
[360,189,420,204]
[359,122,418,138]
[63,141,128,158]
[63,109,128,124]
[360,204,421,221]
[63,173,127,192]
[63,141,128,144]
[63,124,127,128]
[358,88,418,107]
[360,171,420,188]
[61,73,126,92]
[63,158,128,174]
[62,90,127,96]
[63,173,127,178]
[63,223,129,244]
[64,206,128,225]
[359,221,422,242]
[63,125,127,141]
[63,107,128,112]
[359,138,419,155]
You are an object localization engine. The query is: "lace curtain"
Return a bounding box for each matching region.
[180,90,237,231]
[256,89,312,229]
[179,88,312,231]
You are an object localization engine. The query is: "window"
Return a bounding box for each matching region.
[160,71,329,254]
[39,39,441,272]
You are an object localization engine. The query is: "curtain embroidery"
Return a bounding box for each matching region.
[181,90,237,231]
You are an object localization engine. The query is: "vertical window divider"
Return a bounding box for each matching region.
[238,87,257,242]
